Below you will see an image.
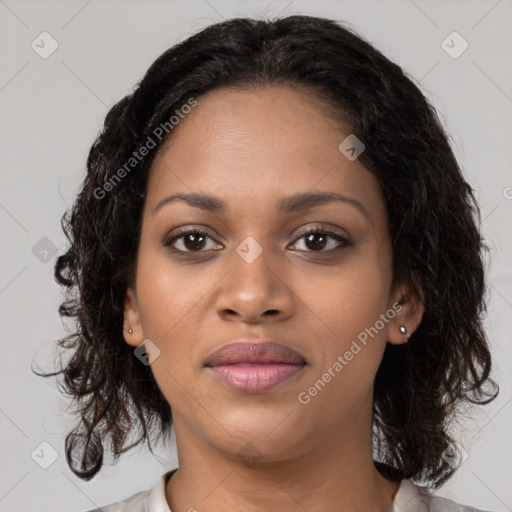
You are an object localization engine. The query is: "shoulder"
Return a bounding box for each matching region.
[82,469,176,512]
[82,487,149,512]
[394,479,496,512]
[429,493,495,512]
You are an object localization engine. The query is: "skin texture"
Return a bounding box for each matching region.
[123,86,424,512]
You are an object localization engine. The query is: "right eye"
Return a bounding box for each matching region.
[163,229,223,254]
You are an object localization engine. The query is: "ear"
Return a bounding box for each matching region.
[123,285,143,348]
[386,280,424,345]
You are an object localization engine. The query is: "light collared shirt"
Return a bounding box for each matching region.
[85,469,493,512]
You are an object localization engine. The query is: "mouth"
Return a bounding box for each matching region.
[204,341,307,394]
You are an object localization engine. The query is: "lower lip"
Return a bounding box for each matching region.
[208,363,305,393]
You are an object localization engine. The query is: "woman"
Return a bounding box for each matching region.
[38,15,498,512]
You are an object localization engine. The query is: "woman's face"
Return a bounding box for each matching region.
[124,85,420,463]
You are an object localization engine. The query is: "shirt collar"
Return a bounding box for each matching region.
[147,469,177,512]
[148,470,428,512]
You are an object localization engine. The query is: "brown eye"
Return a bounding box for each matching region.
[304,232,329,251]
[289,227,351,252]
[164,229,222,253]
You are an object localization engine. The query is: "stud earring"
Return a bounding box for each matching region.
[128,328,133,335]
[399,325,410,341]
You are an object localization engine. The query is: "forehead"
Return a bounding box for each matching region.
[146,86,384,223]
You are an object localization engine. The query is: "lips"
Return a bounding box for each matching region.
[204,341,306,367]
[205,341,306,394]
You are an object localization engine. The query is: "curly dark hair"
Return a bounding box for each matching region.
[34,14,498,486]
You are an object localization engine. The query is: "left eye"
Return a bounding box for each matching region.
[289,228,350,252]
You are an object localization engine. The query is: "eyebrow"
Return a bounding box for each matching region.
[152,191,370,220]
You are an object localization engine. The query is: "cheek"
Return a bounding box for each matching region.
[134,261,207,409]
[297,253,391,338]
[135,249,214,372]
[136,250,199,332]
[293,251,392,392]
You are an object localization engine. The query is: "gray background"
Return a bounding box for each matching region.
[1,0,511,511]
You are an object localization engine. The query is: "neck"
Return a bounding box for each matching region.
[165,420,400,512]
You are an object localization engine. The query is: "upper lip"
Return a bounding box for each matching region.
[204,341,306,367]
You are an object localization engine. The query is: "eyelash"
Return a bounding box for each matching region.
[163,225,351,257]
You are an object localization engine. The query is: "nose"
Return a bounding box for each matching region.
[215,244,295,324]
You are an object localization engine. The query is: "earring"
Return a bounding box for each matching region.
[128,328,133,335]
[399,325,410,341]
